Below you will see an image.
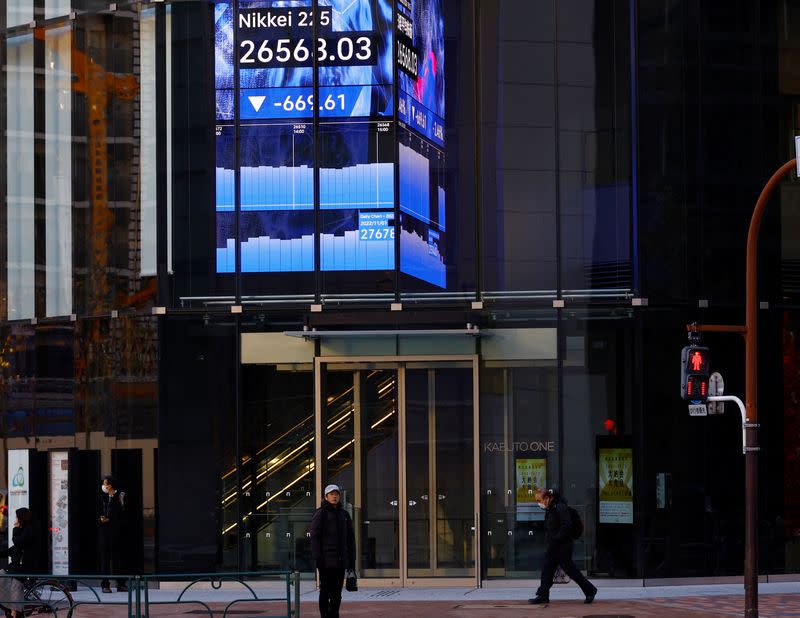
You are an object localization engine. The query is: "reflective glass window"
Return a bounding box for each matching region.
[6,0,33,29]
[45,26,73,317]
[6,34,35,320]
[140,7,157,277]
[44,0,71,20]
[479,0,557,296]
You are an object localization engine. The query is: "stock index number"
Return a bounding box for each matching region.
[239,35,376,68]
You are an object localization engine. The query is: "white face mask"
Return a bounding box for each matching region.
[101,485,109,494]
[537,502,547,509]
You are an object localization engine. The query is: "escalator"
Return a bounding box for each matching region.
[223,368,397,571]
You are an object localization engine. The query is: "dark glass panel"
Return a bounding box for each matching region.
[561,309,635,577]
[171,1,234,307]
[479,364,558,579]
[241,364,315,571]
[479,0,557,294]
[158,316,237,572]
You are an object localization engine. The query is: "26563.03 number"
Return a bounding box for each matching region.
[240,36,373,67]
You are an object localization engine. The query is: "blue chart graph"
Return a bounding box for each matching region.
[241,233,314,271]
[240,165,314,210]
[320,162,394,209]
[400,225,445,288]
[320,230,393,271]
[320,210,394,271]
[216,125,235,212]
[218,211,315,273]
[217,235,315,272]
[216,167,234,211]
[399,142,430,222]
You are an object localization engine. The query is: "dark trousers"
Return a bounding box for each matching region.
[98,532,126,589]
[536,543,597,600]
[318,568,344,618]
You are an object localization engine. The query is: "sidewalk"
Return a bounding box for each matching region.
[70,582,800,617]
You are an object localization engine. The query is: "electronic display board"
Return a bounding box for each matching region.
[214,0,448,288]
[397,0,447,288]
[215,0,396,275]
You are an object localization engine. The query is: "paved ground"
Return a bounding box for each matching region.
[59,582,800,617]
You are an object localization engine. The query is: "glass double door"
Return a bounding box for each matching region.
[318,358,477,586]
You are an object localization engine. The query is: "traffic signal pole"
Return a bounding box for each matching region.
[688,157,797,618]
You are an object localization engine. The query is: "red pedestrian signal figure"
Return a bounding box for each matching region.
[680,344,711,402]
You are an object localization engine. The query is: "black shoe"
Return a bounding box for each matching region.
[528,596,549,605]
[117,585,129,592]
[585,593,596,604]
[101,586,112,594]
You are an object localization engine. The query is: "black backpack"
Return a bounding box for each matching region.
[567,505,584,539]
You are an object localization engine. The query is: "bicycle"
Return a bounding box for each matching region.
[0,578,73,617]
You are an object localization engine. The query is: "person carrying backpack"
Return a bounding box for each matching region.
[528,487,597,606]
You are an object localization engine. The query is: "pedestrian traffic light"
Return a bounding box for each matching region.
[680,345,711,402]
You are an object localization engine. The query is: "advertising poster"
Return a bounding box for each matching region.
[50,451,69,574]
[516,458,546,522]
[598,447,633,524]
[7,449,29,549]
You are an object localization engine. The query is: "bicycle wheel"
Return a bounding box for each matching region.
[24,581,73,615]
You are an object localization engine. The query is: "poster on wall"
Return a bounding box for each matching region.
[516,458,547,522]
[598,445,633,524]
[7,449,29,549]
[49,451,69,575]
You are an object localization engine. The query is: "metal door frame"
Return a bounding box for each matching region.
[314,355,480,588]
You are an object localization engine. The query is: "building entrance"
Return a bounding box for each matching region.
[317,357,478,587]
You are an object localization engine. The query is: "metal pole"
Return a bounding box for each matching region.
[743,158,796,618]
[294,571,301,617]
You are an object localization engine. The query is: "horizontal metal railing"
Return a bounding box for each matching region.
[0,572,138,618]
[0,570,300,618]
[139,570,298,618]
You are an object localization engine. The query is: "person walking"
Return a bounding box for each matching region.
[529,487,597,605]
[310,484,355,618]
[98,475,129,593]
[0,507,41,617]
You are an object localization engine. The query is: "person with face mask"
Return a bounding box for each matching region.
[528,487,597,606]
[309,484,355,618]
[98,475,128,593]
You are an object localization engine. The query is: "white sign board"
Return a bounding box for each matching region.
[689,404,708,416]
[7,450,29,549]
[50,451,69,575]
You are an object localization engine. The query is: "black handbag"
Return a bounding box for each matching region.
[345,568,358,591]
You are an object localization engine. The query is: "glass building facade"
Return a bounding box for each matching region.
[1,0,799,583]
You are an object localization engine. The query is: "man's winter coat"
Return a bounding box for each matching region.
[543,496,573,553]
[310,501,356,570]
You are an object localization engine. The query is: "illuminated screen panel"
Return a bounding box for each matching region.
[237,0,394,121]
[399,126,445,288]
[396,0,446,289]
[319,119,395,273]
[396,0,444,146]
[214,0,396,276]
[216,3,235,121]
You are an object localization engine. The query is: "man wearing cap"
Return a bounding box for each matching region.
[310,484,355,618]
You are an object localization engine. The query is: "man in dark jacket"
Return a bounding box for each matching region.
[98,475,128,593]
[529,488,597,605]
[310,484,355,618]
